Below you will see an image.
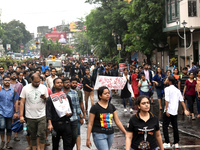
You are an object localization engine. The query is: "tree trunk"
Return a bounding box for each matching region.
[146,54,151,65]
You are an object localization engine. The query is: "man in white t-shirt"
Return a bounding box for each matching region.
[163,76,189,149]
[20,73,48,150]
[46,68,57,90]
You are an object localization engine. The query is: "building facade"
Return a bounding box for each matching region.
[163,0,200,70]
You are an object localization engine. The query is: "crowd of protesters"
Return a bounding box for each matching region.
[0,59,199,150]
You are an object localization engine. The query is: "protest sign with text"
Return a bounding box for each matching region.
[94,76,127,90]
[50,91,72,118]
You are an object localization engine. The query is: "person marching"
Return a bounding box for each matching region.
[46,78,73,150]
[131,68,140,99]
[182,72,197,120]
[126,95,164,150]
[163,76,189,149]
[83,68,94,116]
[152,67,165,110]
[86,86,126,150]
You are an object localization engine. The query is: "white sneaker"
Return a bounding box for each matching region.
[163,143,171,148]
[124,108,127,112]
[130,108,133,113]
[173,143,179,149]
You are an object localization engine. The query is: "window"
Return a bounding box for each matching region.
[188,0,197,17]
[166,0,179,22]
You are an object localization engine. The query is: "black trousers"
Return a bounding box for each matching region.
[163,112,179,144]
[70,120,79,149]
[185,95,196,113]
[52,121,72,150]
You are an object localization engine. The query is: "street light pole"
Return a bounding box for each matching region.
[176,20,195,66]
[183,24,187,66]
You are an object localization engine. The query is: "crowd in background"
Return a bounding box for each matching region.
[0,59,199,150]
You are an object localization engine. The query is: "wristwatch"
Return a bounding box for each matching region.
[15,111,19,113]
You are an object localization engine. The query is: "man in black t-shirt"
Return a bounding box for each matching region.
[46,78,73,150]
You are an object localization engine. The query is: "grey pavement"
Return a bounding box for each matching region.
[6,91,200,150]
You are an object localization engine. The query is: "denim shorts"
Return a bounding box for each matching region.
[156,88,164,99]
[140,91,149,97]
[92,132,114,150]
[0,114,12,136]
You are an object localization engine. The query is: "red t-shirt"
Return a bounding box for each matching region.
[185,80,197,95]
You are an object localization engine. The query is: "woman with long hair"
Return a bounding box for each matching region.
[138,74,151,97]
[126,95,164,150]
[183,72,197,120]
[121,68,134,113]
[173,68,180,88]
[152,67,165,110]
[86,86,126,150]
[131,68,140,99]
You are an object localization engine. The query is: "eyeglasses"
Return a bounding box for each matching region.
[4,80,10,81]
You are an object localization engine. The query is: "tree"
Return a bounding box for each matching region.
[0,23,4,39]
[85,1,129,61]
[2,20,32,52]
[41,36,72,57]
[122,0,167,63]
[73,31,90,55]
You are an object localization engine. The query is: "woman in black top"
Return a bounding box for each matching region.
[86,86,126,150]
[83,68,94,115]
[17,71,27,86]
[71,62,83,80]
[126,95,164,150]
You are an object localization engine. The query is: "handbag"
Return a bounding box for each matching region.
[146,80,153,97]
[156,75,163,88]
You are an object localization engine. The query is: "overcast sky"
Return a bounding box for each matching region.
[0,0,97,35]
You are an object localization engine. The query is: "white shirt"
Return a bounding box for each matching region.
[46,75,57,90]
[144,70,149,80]
[164,85,184,115]
[20,84,49,119]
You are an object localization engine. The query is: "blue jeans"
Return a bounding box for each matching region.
[0,115,12,136]
[196,92,200,114]
[123,97,132,108]
[92,132,114,150]
[70,120,78,148]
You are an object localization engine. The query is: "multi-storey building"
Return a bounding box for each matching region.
[163,0,200,69]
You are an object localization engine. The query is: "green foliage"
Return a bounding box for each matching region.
[0,56,36,69]
[85,1,129,60]
[73,31,90,55]
[169,57,177,66]
[40,36,72,57]
[0,23,4,39]
[122,0,167,56]
[1,20,32,52]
